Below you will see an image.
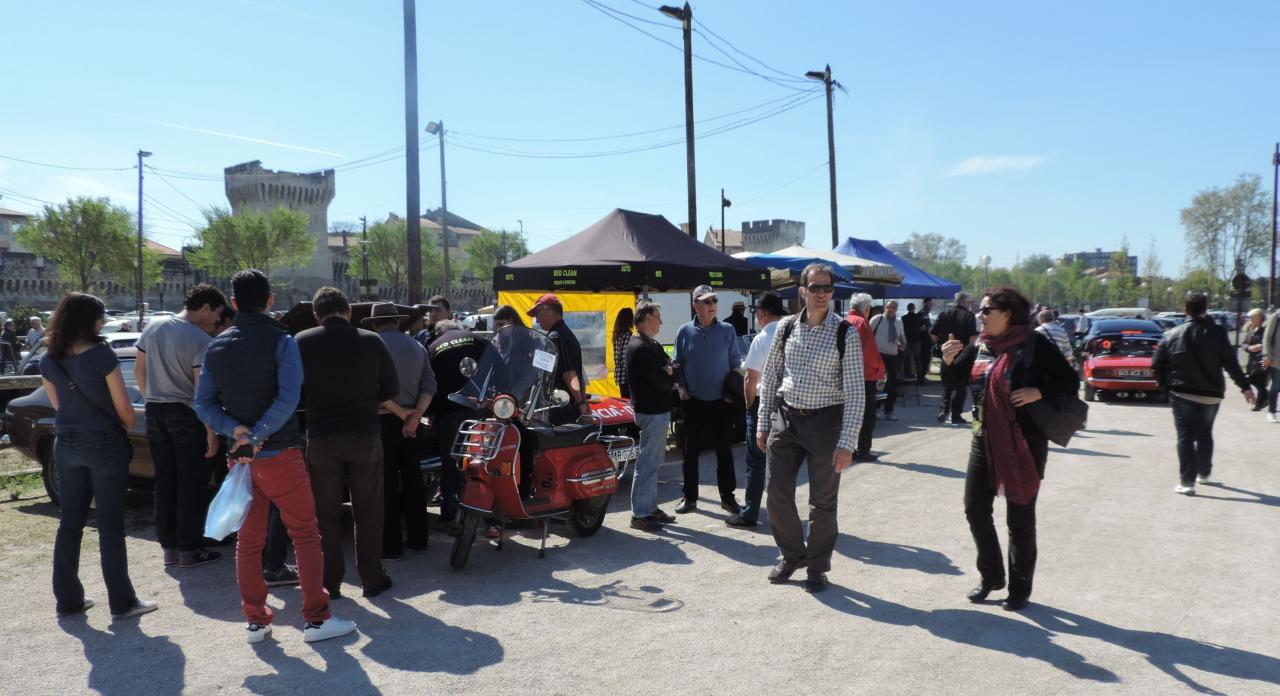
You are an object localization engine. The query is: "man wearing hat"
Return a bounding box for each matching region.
[727,291,787,527]
[726,300,749,337]
[295,287,400,599]
[674,285,743,515]
[364,303,437,560]
[528,294,590,425]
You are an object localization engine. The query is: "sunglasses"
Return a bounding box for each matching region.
[698,297,719,305]
[977,306,1000,316]
[805,283,835,294]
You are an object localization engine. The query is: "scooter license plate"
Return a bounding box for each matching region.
[609,445,640,463]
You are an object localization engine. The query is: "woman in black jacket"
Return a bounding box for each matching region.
[941,286,1078,611]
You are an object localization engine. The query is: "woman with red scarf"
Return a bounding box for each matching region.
[941,287,1077,611]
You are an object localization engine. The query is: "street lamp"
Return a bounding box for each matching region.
[719,190,731,253]
[1167,286,1174,310]
[805,64,839,248]
[658,3,697,237]
[136,149,152,330]
[1141,279,1151,308]
[979,255,992,290]
[425,120,451,294]
[1045,267,1056,308]
[1100,277,1110,308]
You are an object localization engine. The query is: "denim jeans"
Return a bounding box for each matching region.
[1170,396,1219,484]
[740,405,767,524]
[53,428,139,616]
[631,411,670,518]
[146,402,210,554]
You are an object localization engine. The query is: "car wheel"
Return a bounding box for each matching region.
[39,438,60,506]
[1084,384,1096,402]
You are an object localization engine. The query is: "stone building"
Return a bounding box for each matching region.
[224,160,336,302]
[1061,248,1138,275]
[741,219,805,252]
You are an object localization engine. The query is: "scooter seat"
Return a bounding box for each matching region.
[528,424,598,450]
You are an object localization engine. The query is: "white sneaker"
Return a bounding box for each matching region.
[1268,412,1279,423]
[303,616,357,643]
[246,623,272,644]
[1196,475,1211,485]
[1174,484,1196,496]
[111,599,158,620]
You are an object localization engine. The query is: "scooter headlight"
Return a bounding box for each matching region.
[492,394,517,420]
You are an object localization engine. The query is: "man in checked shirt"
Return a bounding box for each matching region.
[755,263,865,593]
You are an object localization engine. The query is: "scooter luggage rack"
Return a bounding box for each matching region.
[599,434,639,477]
[451,420,507,463]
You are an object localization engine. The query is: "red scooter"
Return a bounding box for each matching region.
[447,326,637,569]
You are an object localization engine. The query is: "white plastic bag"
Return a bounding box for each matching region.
[204,462,254,541]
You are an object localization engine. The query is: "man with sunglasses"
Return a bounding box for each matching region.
[673,285,743,514]
[757,264,865,592]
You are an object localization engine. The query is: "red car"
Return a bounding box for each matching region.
[1078,320,1166,402]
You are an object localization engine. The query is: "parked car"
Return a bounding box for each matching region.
[1151,316,1184,332]
[1077,319,1166,402]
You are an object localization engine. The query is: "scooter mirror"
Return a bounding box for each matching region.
[459,357,477,378]
[551,389,570,406]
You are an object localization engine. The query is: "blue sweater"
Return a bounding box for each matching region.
[674,318,741,401]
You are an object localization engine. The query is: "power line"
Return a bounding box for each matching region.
[735,162,829,206]
[690,16,808,83]
[0,186,57,207]
[0,154,135,172]
[143,192,201,227]
[146,166,210,211]
[451,89,817,144]
[692,27,811,92]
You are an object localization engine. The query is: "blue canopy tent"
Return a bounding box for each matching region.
[834,238,962,299]
[736,254,853,282]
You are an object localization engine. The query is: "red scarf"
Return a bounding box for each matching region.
[980,325,1039,505]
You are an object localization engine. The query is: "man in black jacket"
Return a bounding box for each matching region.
[296,287,400,598]
[931,292,978,424]
[1152,292,1255,495]
[625,300,676,532]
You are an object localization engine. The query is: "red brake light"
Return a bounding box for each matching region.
[1121,330,1143,335]
[1102,340,1112,349]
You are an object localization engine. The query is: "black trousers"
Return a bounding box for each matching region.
[434,409,476,523]
[681,398,737,502]
[963,437,1040,600]
[381,413,429,554]
[856,381,877,455]
[146,402,210,553]
[940,370,969,421]
[881,353,900,414]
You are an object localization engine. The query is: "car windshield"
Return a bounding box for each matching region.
[448,326,558,420]
[1091,336,1157,356]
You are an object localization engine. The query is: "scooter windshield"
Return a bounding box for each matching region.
[448,326,559,420]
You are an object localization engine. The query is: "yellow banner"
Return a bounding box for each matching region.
[497,290,636,399]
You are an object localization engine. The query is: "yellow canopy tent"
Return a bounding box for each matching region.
[497,290,635,398]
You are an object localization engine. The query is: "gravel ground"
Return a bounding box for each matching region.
[1,384,1278,695]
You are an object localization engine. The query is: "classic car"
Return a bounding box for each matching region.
[1077,319,1166,402]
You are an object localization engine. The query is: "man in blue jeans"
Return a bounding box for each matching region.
[1152,292,1255,495]
[625,300,676,532]
[727,292,785,528]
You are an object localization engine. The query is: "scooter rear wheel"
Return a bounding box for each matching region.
[450,512,481,570]
[566,495,611,537]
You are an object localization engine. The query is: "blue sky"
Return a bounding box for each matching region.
[2,0,1277,275]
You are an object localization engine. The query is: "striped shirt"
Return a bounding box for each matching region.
[756,307,866,452]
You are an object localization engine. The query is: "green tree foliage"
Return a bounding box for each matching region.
[463,228,530,284]
[346,218,454,296]
[188,206,313,279]
[16,196,160,292]
[1180,174,1273,297]
[903,232,967,265]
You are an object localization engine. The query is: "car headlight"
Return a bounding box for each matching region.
[492,394,517,420]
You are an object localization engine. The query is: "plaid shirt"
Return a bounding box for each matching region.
[613,331,631,387]
[757,308,865,451]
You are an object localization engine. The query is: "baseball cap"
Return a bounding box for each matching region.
[749,291,786,317]
[526,293,561,316]
[692,285,718,302]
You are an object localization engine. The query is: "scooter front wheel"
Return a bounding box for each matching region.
[566,495,611,537]
[450,512,481,570]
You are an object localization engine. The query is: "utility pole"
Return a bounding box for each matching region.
[660,3,696,237]
[426,121,451,296]
[403,0,422,304]
[136,149,151,330]
[1270,142,1278,308]
[806,65,839,248]
[360,216,372,301]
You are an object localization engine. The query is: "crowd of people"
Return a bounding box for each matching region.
[33,262,1276,647]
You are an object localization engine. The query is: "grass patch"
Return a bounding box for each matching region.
[0,472,43,500]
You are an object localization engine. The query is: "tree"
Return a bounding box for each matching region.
[463,228,531,284]
[1180,174,1273,297]
[347,218,454,297]
[16,196,160,292]
[903,232,967,265]
[188,206,314,279]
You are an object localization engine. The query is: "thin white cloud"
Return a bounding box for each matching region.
[55,175,134,203]
[945,155,1044,177]
[127,117,345,157]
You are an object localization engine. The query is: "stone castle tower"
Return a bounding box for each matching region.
[224,160,335,297]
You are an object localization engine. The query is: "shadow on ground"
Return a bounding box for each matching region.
[835,533,963,576]
[59,615,187,696]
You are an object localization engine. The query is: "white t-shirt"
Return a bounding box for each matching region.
[743,320,780,373]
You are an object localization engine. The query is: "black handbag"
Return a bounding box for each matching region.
[1025,392,1088,447]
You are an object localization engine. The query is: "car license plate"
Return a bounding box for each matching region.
[1118,369,1151,378]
